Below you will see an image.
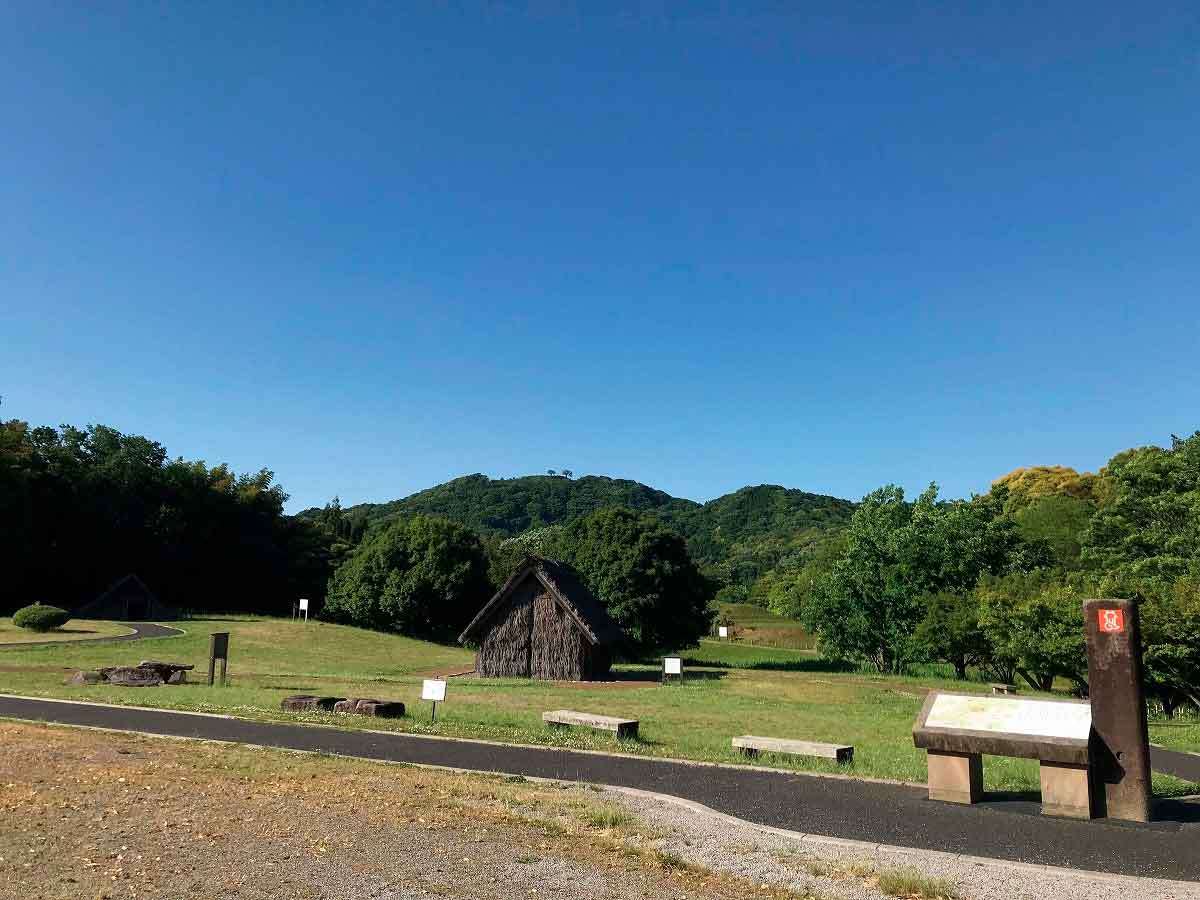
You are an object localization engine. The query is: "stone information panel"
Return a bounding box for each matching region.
[924,694,1092,742]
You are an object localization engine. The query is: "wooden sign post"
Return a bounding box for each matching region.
[298,598,309,622]
[422,678,447,722]
[208,632,230,687]
[1084,598,1153,822]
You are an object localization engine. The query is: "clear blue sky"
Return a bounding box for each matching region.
[3,3,1198,512]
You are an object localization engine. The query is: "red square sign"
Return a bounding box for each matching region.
[1098,608,1125,633]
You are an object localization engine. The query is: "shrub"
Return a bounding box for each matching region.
[12,603,72,632]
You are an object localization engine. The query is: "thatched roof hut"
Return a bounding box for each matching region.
[459,557,623,681]
[76,574,178,621]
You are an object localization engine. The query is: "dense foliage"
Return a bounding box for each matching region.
[800,485,1047,672]
[12,603,71,632]
[1084,434,1200,594]
[322,514,492,641]
[312,474,692,537]
[299,475,854,602]
[490,508,716,656]
[0,418,334,615]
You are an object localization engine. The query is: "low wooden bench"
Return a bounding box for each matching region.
[543,709,638,739]
[732,735,854,764]
[913,690,1093,818]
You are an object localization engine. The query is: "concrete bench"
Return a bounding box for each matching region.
[913,691,1093,818]
[543,709,638,739]
[989,683,1018,695]
[733,735,853,764]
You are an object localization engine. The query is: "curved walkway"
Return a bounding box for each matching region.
[0,696,1196,881]
[0,622,184,649]
[1154,745,1200,782]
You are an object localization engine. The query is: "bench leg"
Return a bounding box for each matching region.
[1039,761,1093,819]
[926,751,983,804]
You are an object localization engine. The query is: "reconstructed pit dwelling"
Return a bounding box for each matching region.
[459,556,623,681]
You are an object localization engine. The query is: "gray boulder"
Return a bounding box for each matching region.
[65,670,104,685]
[281,694,343,713]
[101,666,164,687]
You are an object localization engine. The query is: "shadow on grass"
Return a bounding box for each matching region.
[608,668,726,683]
[682,656,857,674]
[1153,797,1200,825]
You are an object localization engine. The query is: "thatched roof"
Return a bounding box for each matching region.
[459,557,624,647]
[94,573,157,606]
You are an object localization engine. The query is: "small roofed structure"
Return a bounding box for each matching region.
[459,557,623,681]
[76,574,177,621]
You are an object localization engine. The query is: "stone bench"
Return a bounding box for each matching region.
[543,709,638,739]
[989,683,1018,695]
[732,735,854,764]
[913,690,1093,819]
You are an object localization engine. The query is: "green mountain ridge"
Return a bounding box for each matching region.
[298,474,856,576]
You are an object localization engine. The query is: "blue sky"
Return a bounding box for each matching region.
[3,3,1198,512]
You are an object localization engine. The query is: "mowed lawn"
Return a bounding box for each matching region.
[0,617,134,644]
[0,615,1194,798]
[717,602,818,650]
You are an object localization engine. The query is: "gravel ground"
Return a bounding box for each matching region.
[0,722,797,900]
[604,785,1200,900]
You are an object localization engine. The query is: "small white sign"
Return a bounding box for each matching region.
[298,598,310,612]
[664,657,682,676]
[718,626,729,638]
[421,679,447,702]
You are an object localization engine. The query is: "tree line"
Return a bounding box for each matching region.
[772,433,1200,716]
[0,417,333,615]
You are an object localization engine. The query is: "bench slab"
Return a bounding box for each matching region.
[543,710,638,739]
[733,735,854,764]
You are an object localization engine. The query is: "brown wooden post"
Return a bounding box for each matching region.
[1083,598,1152,822]
[209,632,230,688]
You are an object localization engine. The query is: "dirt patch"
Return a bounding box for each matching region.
[0,722,799,900]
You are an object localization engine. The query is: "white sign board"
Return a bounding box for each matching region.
[925,694,1091,741]
[664,657,682,675]
[718,626,729,638]
[298,598,309,612]
[421,679,447,703]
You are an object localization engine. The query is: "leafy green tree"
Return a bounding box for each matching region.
[1141,578,1200,716]
[1011,494,1094,570]
[539,507,716,656]
[992,465,1105,511]
[323,514,491,640]
[975,573,1087,692]
[804,485,1045,673]
[913,591,990,680]
[1083,432,1200,595]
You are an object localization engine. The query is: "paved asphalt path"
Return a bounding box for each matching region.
[1153,745,1200,783]
[0,697,1196,881]
[0,622,183,648]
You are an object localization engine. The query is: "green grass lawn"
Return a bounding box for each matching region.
[0,618,133,644]
[716,602,817,650]
[0,614,1194,799]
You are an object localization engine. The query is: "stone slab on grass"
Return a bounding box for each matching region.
[280,695,344,713]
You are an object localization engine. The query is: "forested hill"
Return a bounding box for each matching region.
[305,474,695,536]
[300,474,856,569]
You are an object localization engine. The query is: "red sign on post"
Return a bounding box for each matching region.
[1098,608,1125,634]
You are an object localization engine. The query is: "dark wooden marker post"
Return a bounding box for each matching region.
[208,632,230,687]
[1083,598,1152,822]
